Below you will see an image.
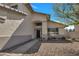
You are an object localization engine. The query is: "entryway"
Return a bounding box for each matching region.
[36,29,41,38]
[34,22,42,39]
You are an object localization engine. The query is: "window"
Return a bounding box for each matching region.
[48,28,59,34]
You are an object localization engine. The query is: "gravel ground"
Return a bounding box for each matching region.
[0,40,79,56]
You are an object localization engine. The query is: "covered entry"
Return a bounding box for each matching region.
[35,22,42,39]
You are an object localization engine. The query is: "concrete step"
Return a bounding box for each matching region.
[11,39,39,53]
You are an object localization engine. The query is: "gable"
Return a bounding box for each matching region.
[32,12,48,22]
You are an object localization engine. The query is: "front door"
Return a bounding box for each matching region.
[36,29,40,38]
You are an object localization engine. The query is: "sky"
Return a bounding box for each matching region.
[30,3,53,14]
[30,3,68,23]
[30,3,75,29]
[30,3,60,22]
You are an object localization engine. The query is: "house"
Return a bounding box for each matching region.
[0,3,65,53]
[48,21,65,36]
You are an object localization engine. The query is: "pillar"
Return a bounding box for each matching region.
[42,21,48,41]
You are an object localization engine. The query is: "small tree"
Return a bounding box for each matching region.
[54,3,79,25]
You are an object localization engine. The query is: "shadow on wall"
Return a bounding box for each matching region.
[2,18,32,51]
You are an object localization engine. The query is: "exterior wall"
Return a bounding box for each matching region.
[59,28,66,35]
[31,23,37,39]
[75,25,79,32]
[42,21,48,40]
[18,4,31,15]
[68,25,79,39]
[47,21,67,38]
[32,13,48,40]
[18,4,34,39]
[0,19,23,49]
[68,32,79,39]
[48,21,64,28]
[32,13,47,22]
[0,6,24,49]
[0,4,33,50]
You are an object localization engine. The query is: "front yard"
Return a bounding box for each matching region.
[0,40,79,56]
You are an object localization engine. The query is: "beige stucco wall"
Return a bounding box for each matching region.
[0,6,25,49]
[32,13,48,40]
[75,25,79,32]
[17,4,34,38]
[0,19,23,49]
[68,32,79,39]
[59,28,66,35]
[32,13,47,22]
[42,21,48,40]
[0,4,34,50]
[48,21,65,35]
[68,25,79,39]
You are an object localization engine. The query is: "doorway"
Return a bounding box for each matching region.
[35,22,42,39]
[36,29,40,38]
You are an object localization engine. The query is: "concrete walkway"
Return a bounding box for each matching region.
[0,40,79,56]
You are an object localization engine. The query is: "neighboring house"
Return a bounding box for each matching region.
[0,3,65,53]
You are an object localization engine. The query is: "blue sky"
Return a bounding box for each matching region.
[30,3,69,24]
[31,3,53,14]
[30,3,75,29]
[30,3,61,22]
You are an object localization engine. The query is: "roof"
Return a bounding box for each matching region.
[0,4,27,15]
[48,20,65,26]
[48,21,65,28]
